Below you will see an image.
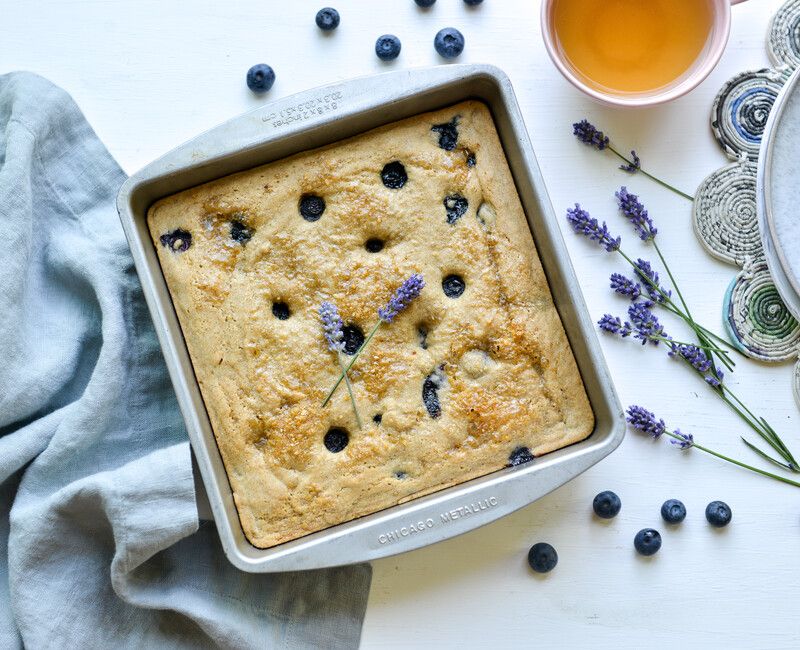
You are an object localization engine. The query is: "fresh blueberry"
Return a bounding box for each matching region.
[661,499,687,524]
[431,118,459,150]
[342,324,365,355]
[442,274,465,298]
[299,194,326,221]
[246,64,275,93]
[381,161,408,188]
[160,229,192,252]
[230,220,253,244]
[444,194,468,224]
[422,370,442,418]
[705,501,732,527]
[464,0,483,4]
[508,446,535,467]
[527,542,558,573]
[592,490,621,519]
[634,528,662,556]
[434,27,465,59]
[373,413,383,425]
[375,34,401,61]
[315,7,340,31]
[415,0,436,6]
[272,302,290,320]
[324,427,349,453]
[365,238,384,252]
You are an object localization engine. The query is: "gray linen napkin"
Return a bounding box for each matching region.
[0,71,371,649]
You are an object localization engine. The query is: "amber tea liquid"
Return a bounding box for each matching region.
[552,0,715,94]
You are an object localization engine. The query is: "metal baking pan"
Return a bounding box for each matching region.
[116,64,624,572]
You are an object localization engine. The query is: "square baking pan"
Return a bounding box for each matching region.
[117,64,624,572]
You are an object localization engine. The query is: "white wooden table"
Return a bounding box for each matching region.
[6,1,799,647]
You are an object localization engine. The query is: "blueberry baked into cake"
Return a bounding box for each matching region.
[148,101,594,549]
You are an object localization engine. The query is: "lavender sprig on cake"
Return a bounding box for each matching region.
[319,301,363,428]
[322,274,425,408]
[625,406,800,488]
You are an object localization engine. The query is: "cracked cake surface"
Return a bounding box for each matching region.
[147,100,594,549]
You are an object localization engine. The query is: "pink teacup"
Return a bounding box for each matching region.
[541,0,749,108]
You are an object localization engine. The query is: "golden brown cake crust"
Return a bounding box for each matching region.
[147,101,594,548]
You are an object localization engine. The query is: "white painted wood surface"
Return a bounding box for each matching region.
[5,1,799,647]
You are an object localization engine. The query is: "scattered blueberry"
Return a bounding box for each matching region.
[442,274,465,298]
[464,0,484,4]
[465,150,477,167]
[417,325,429,349]
[160,229,192,253]
[365,238,384,252]
[434,27,465,59]
[375,34,401,61]
[633,528,662,556]
[246,64,275,94]
[415,0,436,6]
[315,7,340,31]
[592,490,621,519]
[381,161,408,189]
[422,370,443,418]
[431,118,459,151]
[705,501,732,527]
[230,220,253,244]
[508,446,535,467]
[527,542,558,573]
[444,194,469,224]
[324,427,349,453]
[373,413,383,425]
[661,499,687,524]
[299,194,326,221]
[272,302,290,320]
[342,324,365,355]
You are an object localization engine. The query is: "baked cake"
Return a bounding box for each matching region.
[148,101,594,549]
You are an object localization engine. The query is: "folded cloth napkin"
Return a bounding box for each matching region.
[0,72,371,649]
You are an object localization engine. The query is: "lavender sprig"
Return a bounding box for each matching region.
[616,187,656,241]
[633,259,671,304]
[609,273,642,301]
[572,119,694,200]
[619,150,641,174]
[566,204,621,252]
[319,302,362,428]
[626,406,800,489]
[323,274,425,407]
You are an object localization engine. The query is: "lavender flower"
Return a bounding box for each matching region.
[319,301,345,352]
[378,273,425,323]
[626,405,666,439]
[669,344,712,374]
[573,119,609,150]
[634,259,671,303]
[616,187,657,241]
[627,301,669,346]
[706,370,724,389]
[565,204,621,252]
[670,429,695,450]
[598,314,631,337]
[610,272,642,301]
[619,150,641,174]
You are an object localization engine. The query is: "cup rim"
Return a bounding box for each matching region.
[540,0,732,108]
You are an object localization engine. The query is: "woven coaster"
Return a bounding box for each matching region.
[711,68,788,161]
[768,0,800,69]
[723,260,800,362]
[793,359,800,405]
[692,161,759,267]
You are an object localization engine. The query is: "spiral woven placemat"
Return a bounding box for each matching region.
[711,68,788,161]
[768,0,800,69]
[723,260,800,362]
[693,161,760,266]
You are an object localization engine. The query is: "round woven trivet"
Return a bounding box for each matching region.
[693,161,760,267]
[723,260,800,362]
[711,68,788,161]
[768,0,800,69]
